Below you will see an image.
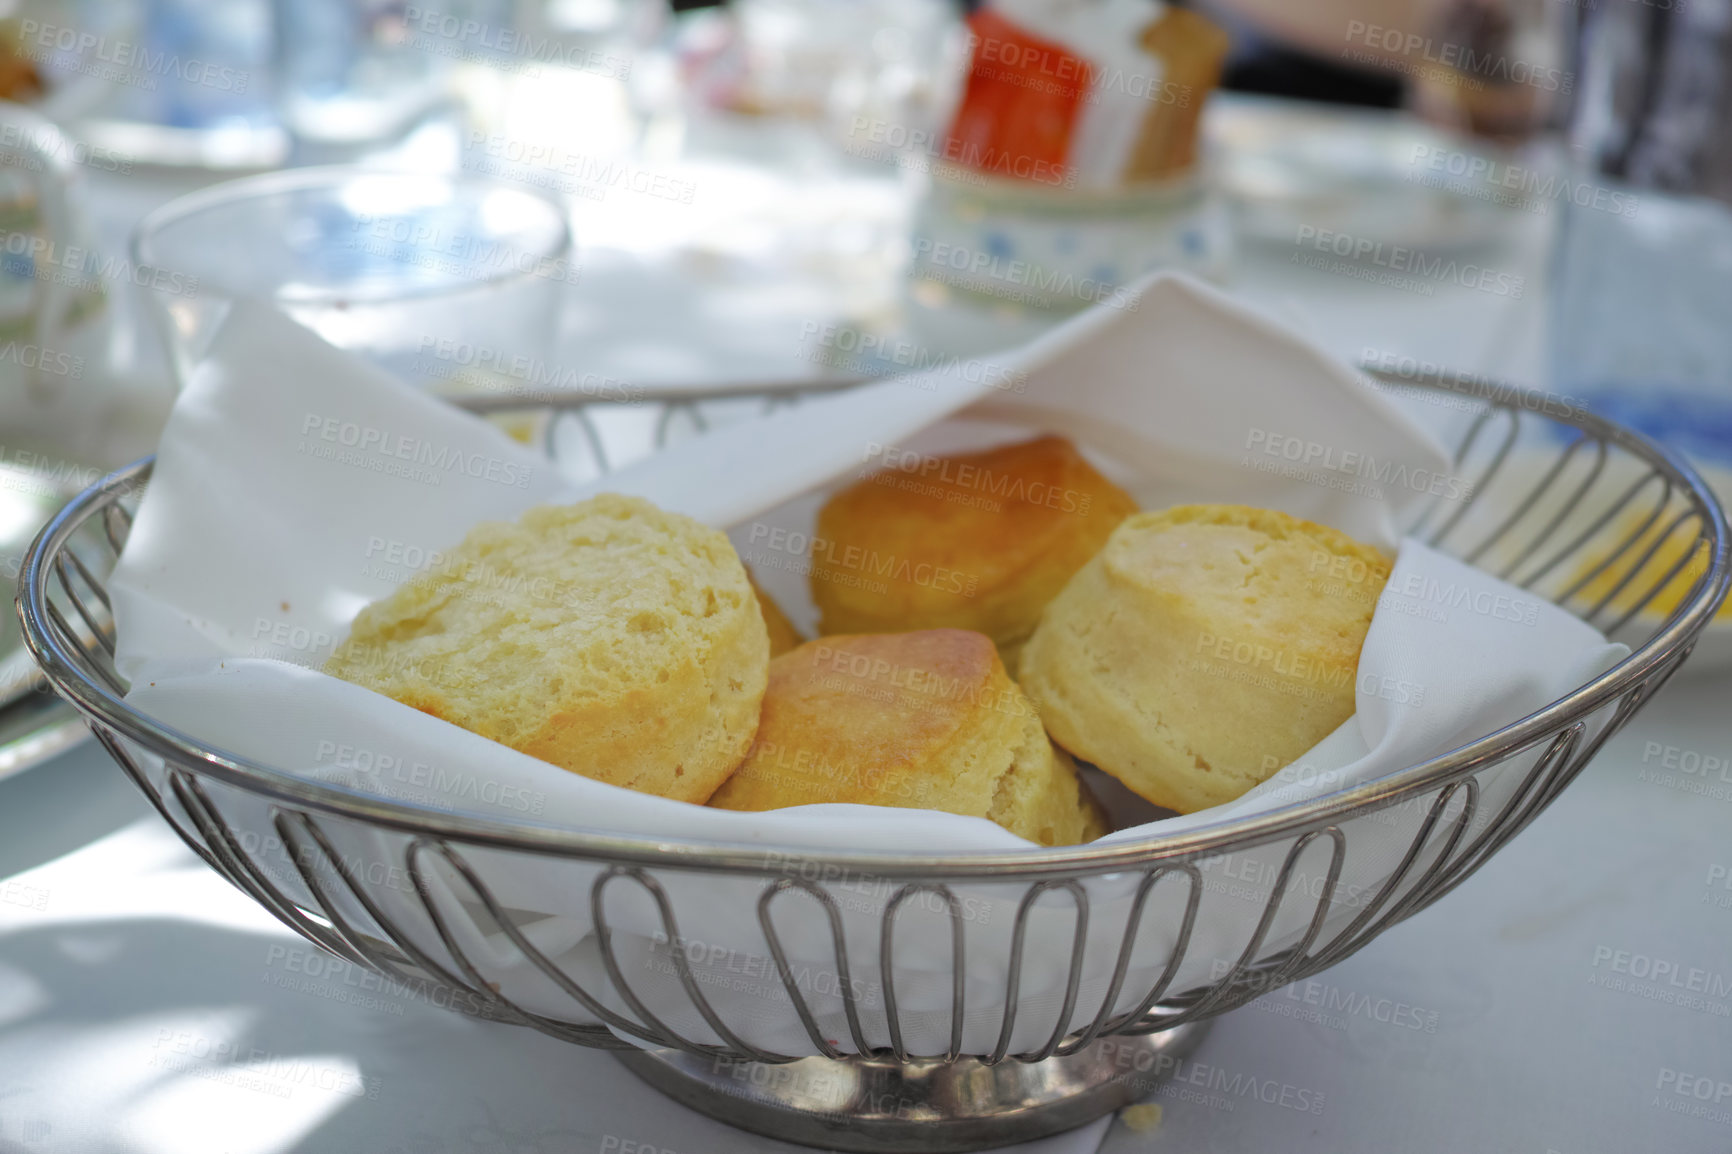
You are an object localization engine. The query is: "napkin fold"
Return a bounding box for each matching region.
[109,273,1626,1061]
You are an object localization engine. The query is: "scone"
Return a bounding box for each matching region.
[708,630,1107,845]
[325,494,769,804]
[811,435,1138,668]
[748,571,806,656]
[1020,505,1390,814]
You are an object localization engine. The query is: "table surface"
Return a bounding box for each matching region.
[3,93,1728,1154]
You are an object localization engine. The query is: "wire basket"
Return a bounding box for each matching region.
[17,372,1731,1153]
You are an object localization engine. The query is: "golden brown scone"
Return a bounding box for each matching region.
[709,630,1107,845]
[1020,505,1390,814]
[747,571,805,657]
[325,494,769,804]
[811,436,1138,666]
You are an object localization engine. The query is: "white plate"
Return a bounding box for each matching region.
[1208,94,1522,254]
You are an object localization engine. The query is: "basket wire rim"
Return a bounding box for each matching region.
[16,373,1732,877]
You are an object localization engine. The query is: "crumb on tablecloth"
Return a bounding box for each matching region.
[1120,1102,1162,1133]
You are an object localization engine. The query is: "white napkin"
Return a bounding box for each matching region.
[108,274,1626,1062]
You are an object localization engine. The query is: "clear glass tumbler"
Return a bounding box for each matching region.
[131,165,575,405]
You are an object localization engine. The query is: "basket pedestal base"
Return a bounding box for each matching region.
[615,1023,1211,1153]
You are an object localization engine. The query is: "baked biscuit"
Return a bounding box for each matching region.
[325,494,769,804]
[748,571,806,656]
[811,435,1138,668]
[708,630,1107,845]
[1020,505,1390,813]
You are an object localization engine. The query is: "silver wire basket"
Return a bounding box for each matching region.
[17,371,1732,1153]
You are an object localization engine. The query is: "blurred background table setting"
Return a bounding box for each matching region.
[0,0,1730,1150]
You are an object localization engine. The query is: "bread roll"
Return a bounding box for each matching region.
[1020,505,1389,813]
[748,571,806,657]
[810,435,1138,666]
[325,494,769,803]
[708,630,1106,845]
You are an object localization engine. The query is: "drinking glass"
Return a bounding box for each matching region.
[1550,0,1732,469]
[131,165,574,404]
